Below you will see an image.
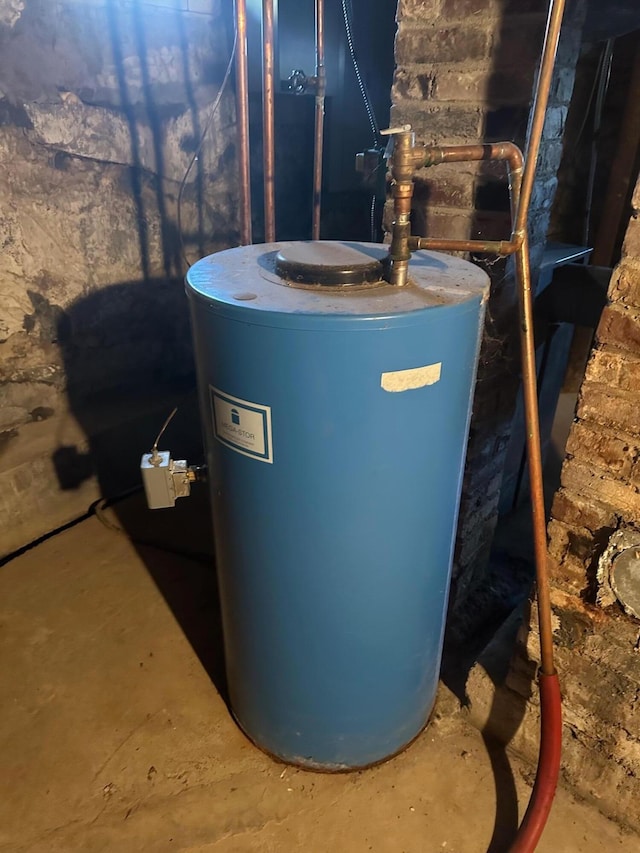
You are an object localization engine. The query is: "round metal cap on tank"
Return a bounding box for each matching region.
[185,241,489,770]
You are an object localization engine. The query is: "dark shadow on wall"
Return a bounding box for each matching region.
[105,0,153,281]
[104,0,237,280]
[175,5,205,261]
[51,278,228,704]
[128,0,178,279]
[49,1,238,704]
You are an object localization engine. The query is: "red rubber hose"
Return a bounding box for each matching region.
[509,672,562,852]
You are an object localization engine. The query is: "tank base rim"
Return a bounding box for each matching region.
[230,703,437,774]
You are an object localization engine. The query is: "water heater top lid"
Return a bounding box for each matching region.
[275,241,385,287]
[186,241,489,329]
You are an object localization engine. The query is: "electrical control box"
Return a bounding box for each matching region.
[140,451,191,509]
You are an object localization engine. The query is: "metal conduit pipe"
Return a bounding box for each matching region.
[312,0,325,240]
[234,0,252,246]
[383,1,567,849]
[262,0,276,242]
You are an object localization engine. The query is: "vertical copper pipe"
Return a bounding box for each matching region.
[262,0,276,242]
[508,2,568,848]
[516,0,567,682]
[386,129,416,286]
[312,0,325,240]
[515,235,556,674]
[514,0,567,240]
[234,0,252,245]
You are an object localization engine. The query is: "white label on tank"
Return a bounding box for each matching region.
[211,387,273,463]
[380,363,442,392]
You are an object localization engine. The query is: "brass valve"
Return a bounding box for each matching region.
[380,125,424,287]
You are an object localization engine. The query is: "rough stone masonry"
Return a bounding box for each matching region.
[0,0,238,554]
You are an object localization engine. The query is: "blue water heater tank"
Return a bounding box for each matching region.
[185,241,489,770]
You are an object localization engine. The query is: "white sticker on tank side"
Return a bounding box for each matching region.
[211,387,273,463]
[380,363,442,392]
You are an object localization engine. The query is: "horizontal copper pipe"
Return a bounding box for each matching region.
[410,235,521,254]
[423,141,523,171]
[405,141,525,256]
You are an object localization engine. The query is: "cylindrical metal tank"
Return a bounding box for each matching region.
[185,241,489,770]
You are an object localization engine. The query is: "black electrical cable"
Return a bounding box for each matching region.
[92,489,213,566]
[0,514,91,568]
[340,0,379,147]
[0,485,213,569]
[340,0,381,241]
[177,28,238,271]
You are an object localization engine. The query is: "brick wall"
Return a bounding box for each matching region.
[467,170,640,833]
[549,185,640,596]
[391,0,586,628]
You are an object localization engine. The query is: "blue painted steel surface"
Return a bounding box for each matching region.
[186,242,489,769]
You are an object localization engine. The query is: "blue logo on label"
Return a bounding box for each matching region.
[210,387,274,464]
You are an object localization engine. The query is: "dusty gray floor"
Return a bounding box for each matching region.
[0,509,636,853]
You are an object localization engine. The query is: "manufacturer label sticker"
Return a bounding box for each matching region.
[211,387,273,463]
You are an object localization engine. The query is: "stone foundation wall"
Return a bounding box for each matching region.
[0,0,237,555]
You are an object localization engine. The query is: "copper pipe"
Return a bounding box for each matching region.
[404,3,563,681]
[390,140,525,268]
[412,236,520,254]
[234,0,252,245]
[312,0,325,240]
[513,0,567,240]
[515,0,567,686]
[423,141,523,170]
[515,234,556,674]
[386,129,417,285]
[386,2,567,848]
[262,0,276,242]
[509,2,568,849]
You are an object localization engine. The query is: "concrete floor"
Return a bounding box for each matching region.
[1,499,637,853]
